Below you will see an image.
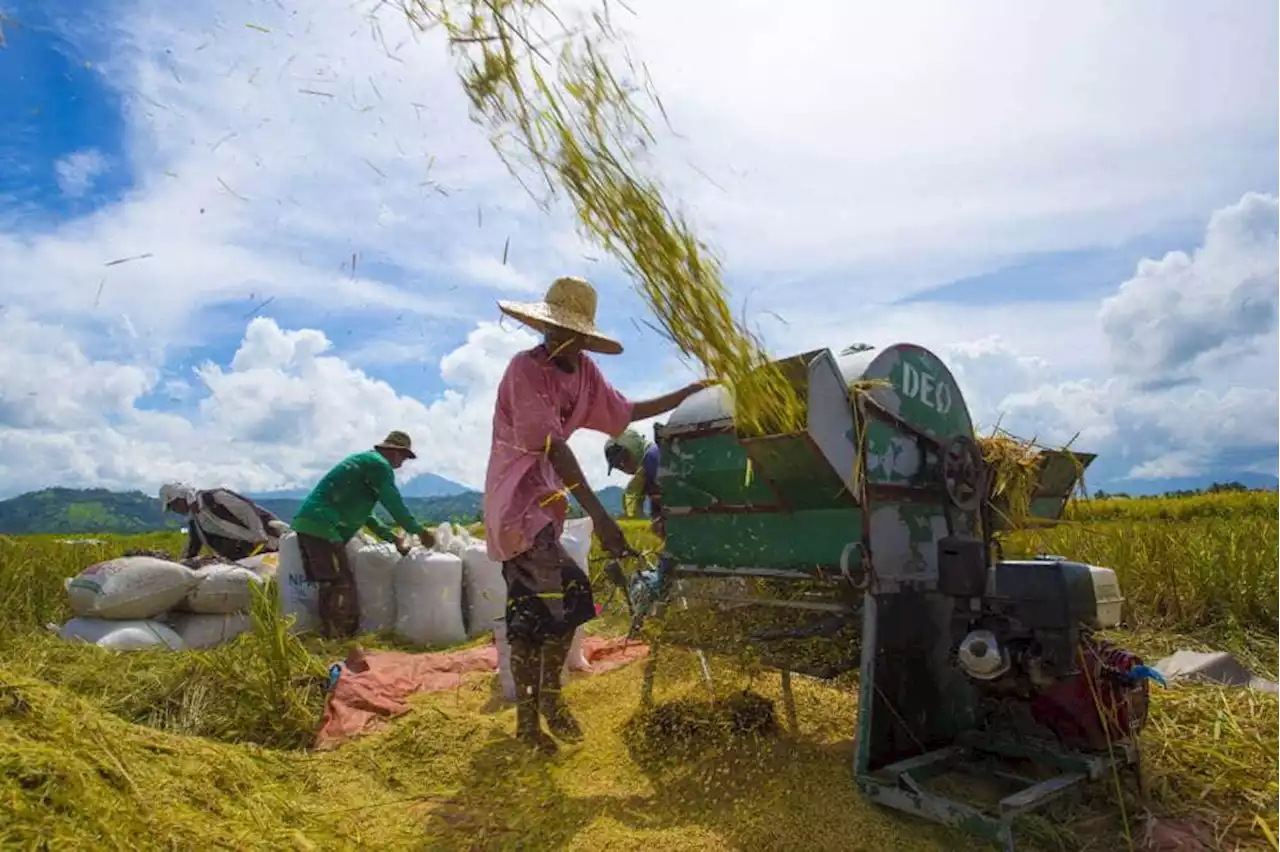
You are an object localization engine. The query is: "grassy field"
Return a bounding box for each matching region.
[1,492,1276,850]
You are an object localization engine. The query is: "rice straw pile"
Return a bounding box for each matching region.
[979,428,1086,530]
[398,1,805,436]
[979,431,1044,529]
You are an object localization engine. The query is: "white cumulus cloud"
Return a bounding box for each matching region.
[53,149,108,197]
[0,0,1275,500]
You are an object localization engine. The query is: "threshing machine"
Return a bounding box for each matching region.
[634,343,1152,849]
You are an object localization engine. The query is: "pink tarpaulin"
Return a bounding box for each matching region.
[314,636,650,750]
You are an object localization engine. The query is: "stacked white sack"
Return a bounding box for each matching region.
[461,543,506,639]
[394,545,467,647]
[434,522,475,558]
[168,613,253,650]
[349,538,399,634]
[277,533,320,634]
[66,556,198,620]
[183,565,264,614]
[58,617,185,651]
[237,551,280,580]
[558,518,593,671]
[493,517,595,701]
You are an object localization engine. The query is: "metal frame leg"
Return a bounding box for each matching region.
[695,649,715,701]
[641,640,660,708]
[781,670,799,732]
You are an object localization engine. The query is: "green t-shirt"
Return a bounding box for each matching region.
[291,450,425,544]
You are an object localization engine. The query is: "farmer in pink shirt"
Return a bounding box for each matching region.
[485,276,709,755]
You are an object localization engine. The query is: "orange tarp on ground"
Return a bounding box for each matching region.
[314,636,650,750]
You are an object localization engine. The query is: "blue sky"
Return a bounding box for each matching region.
[0,0,1276,499]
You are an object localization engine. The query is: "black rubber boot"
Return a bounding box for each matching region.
[511,637,558,756]
[539,632,584,742]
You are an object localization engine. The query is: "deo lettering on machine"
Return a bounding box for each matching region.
[900,360,953,415]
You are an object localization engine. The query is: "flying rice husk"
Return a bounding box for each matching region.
[399,0,805,437]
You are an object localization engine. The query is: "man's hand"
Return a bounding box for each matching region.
[650,516,666,541]
[395,533,413,556]
[689,378,717,393]
[596,515,631,558]
[631,378,720,421]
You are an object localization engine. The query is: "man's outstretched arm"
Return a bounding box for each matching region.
[630,380,713,422]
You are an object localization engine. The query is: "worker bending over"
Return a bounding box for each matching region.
[604,427,665,539]
[484,276,710,755]
[160,483,287,562]
[604,428,675,633]
[291,431,433,639]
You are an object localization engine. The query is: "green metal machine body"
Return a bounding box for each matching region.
[645,343,1145,850]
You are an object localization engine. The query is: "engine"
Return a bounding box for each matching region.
[943,550,1151,751]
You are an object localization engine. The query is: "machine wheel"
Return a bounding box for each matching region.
[941,434,985,512]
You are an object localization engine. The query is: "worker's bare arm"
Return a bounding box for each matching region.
[547,437,629,556]
[630,380,714,422]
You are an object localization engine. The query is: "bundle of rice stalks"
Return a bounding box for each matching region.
[979,428,1088,532]
[979,431,1043,530]
[400,1,805,437]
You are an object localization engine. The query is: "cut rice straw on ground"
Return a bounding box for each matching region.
[399,1,804,436]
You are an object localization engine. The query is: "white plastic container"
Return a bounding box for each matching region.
[1088,565,1125,629]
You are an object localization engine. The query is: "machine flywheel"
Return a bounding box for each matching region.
[941,434,986,512]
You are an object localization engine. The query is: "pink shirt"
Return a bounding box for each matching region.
[483,346,634,562]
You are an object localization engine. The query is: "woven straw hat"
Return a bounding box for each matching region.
[375,430,417,459]
[497,276,622,355]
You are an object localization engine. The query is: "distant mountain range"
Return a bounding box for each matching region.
[248,471,471,500]
[2,470,1272,536]
[0,486,628,536]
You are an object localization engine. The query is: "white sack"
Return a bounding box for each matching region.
[348,538,399,634]
[492,620,590,702]
[59,617,185,652]
[492,519,596,698]
[394,549,467,647]
[184,566,264,614]
[66,557,198,620]
[236,552,280,580]
[433,522,473,558]
[461,543,506,639]
[170,612,254,650]
[277,533,320,634]
[560,517,594,575]
[493,619,517,702]
[566,627,589,672]
[434,522,454,553]
[559,518,594,672]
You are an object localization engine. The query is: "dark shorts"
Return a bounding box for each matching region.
[296,533,352,584]
[502,524,596,644]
